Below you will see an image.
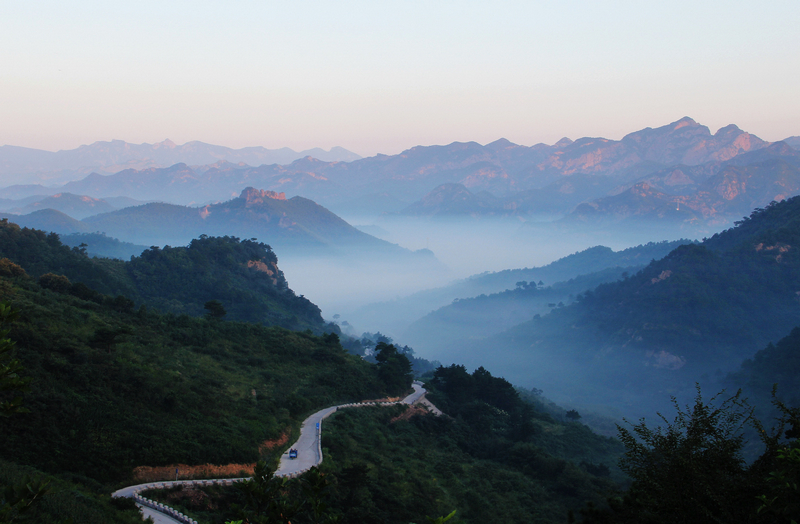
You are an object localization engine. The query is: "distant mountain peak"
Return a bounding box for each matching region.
[554,137,573,148]
[673,116,699,129]
[486,138,516,150]
[764,141,798,155]
[240,187,286,204]
[289,156,326,167]
[153,139,177,149]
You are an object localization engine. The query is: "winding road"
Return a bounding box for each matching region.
[113,381,436,524]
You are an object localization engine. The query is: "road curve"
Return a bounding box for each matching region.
[115,381,434,524]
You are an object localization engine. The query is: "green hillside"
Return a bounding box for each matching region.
[0,274,384,484]
[131,365,624,524]
[0,219,327,331]
[0,231,627,523]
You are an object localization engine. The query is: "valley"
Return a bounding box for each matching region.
[1,118,799,524]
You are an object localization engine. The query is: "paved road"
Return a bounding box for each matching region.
[116,381,434,523]
[275,380,427,476]
[275,405,336,476]
[140,506,182,524]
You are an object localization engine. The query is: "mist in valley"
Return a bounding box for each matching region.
[287,207,800,434]
[280,213,734,426]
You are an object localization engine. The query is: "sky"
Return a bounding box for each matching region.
[1,1,798,157]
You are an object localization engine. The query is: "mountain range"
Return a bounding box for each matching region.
[0,187,426,260]
[0,192,147,219]
[0,139,361,186]
[1,117,796,227]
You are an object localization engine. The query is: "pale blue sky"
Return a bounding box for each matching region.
[1,1,798,155]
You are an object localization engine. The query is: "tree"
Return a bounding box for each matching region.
[38,273,71,294]
[89,326,131,353]
[757,397,800,522]
[0,476,51,524]
[235,461,298,524]
[299,467,339,524]
[0,259,25,278]
[565,409,581,422]
[204,300,227,319]
[583,386,765,523]
[375,342,413,396]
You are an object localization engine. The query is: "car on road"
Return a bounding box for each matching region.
[289,449,298,459]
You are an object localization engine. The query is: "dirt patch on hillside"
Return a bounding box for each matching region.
[390,406,429,423]
[132,463,255,482]
[259,430,290,452]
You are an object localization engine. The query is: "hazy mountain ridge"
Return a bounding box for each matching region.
[0,140,361,185]
[0,187,419,261]
[1,118,788,223]
[568,151,800,226]
[0,192,143,219]
[437,197,800,414]
[79,187,416,257]
[0,208,90,234]
[402,266,638,352]
[345,240,692,339]
[59,232,148,260]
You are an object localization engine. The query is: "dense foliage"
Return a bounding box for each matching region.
[580,388,800,523]
[126,235,324,329]
[317,366,622,524]
[138,365,623,524]
[374,342,413,396]
[0,219,327,330]
[0,459,143,524]
[0,272,385,486]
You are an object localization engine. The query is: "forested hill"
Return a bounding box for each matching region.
[0,262,391,523]
[0,219,327,331]
[0,255,623,524]
[455,196,800,414]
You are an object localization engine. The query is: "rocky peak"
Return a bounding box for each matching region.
[240,187,287,205]
[554,137,574,148]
